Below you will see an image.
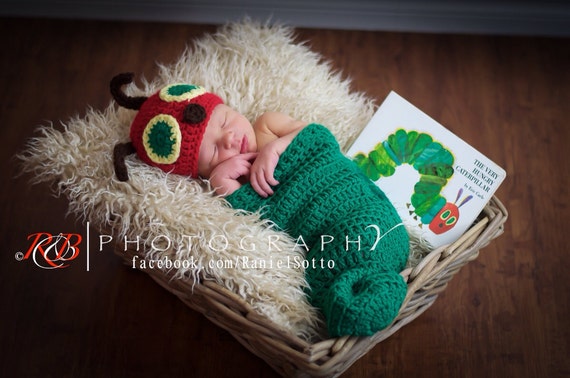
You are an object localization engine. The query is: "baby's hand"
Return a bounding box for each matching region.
[210,153,257,196]
[250,142,282,197]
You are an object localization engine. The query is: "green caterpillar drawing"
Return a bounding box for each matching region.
[353,128,472,235]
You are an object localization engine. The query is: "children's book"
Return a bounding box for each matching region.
[346,91,506,248]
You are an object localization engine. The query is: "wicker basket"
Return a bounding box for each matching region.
[112,196,507,377]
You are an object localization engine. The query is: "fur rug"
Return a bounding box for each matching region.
[18,20,378,339]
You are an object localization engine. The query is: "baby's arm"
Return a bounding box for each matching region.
[210,152,257,196]
[250,112,307,197]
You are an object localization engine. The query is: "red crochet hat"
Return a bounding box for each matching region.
[110,73,224,180]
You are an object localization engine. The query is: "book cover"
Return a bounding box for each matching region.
[346,91,506,248]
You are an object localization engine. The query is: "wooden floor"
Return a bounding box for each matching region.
[1,17,568,377]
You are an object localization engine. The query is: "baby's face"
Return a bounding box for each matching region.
[197,104,257,177]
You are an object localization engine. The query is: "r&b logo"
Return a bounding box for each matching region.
[15,232,83,269]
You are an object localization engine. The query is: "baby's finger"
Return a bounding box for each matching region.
[251,170,271,197]
[240,152,258,162]
[250,177,264,198]
[258,169,276,196]
[236,161,252,177]
[264,171,279,187]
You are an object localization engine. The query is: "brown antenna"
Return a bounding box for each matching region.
[113,142,136,182]
[110,72,147,110]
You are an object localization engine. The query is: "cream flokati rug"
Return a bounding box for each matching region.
[19,20,377,338]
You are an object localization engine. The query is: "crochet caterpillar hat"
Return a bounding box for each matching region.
[111,73,223,181]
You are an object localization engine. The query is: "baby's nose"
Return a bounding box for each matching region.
[223,131,238,150]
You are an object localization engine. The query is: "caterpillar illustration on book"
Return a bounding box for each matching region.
[353,129,473,235]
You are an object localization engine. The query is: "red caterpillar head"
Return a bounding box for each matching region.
[111,73,223,181]
[429,188,473,235]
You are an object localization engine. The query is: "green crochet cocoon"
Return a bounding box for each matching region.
[226,124,410,337]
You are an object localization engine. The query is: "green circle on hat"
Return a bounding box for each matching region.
[159,83,206,102]
[143,114,182,164]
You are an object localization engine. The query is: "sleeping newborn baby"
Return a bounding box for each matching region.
[112,73,410,337]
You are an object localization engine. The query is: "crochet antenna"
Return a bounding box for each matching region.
[110,72,145,181]
[110,72,147,110]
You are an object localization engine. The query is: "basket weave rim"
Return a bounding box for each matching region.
[113,195,508,377]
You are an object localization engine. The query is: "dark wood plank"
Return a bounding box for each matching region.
[1,17,568,377]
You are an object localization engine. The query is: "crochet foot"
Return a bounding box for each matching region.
[323,267,407,337]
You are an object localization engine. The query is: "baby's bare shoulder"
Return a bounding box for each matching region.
[254,112,306,136]
[254,111,290,125]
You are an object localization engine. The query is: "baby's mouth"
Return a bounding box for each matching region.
[240,136,248,154]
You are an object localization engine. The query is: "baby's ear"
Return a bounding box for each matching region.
[113,142,136,181]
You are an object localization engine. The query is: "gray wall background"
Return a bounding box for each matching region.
[1,0,569,36]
